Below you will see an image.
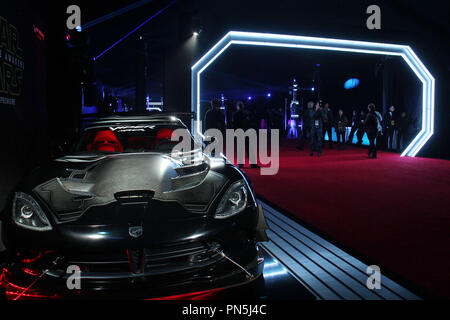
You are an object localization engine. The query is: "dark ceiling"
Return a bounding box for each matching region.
[41,0,448,100]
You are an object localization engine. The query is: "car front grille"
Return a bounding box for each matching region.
[63,241,222,278]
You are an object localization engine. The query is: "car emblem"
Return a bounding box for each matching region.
[129,226,143,238]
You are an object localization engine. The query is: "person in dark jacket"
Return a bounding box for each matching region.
[232,101,249,130]
[310,101,324,157]
[204,99,226,134]
[269,107,285,142]
[297,101,314,150]
[335,109,348,149]
[203,99,226,157]
[233,101,255,168]
[356,110,366,145]
[322,103,334,149]
[347,110,358,145]
[396,111,410,151]
[383,105,396,150]
[365,103,379,159]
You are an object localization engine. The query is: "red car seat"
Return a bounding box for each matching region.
[87,130,123,152]
[152,128,174,148]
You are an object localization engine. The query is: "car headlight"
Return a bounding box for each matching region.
[214,180,248,219]
[12,192,52,231]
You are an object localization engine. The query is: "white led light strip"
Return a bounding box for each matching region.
[191,31,435,157]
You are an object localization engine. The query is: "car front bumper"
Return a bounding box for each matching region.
[1,205,268,298]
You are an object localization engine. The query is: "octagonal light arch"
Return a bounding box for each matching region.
[191,31,434,157]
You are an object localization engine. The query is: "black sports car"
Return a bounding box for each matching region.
[0,114,268,299]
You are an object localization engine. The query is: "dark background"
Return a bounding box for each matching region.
[0,0,449,213]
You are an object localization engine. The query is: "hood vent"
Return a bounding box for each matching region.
[171,162,209,191]
[174,162,208,176]
[114,190,155,204]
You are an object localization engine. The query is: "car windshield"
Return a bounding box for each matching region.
[72,124,194,154]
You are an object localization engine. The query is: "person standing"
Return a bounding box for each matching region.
[269,107,284,143]
[247,106,261,169]
[274,107,285,140]
[232,101,248,130]
[204,99,226,158]
[347,110,358,145]
[396,111,410,151]
[365,103,379,159]
[335,109,348,149]
[356,110,366,145]
[204,99,226,134]
[310,102,324,157]
[232,101,259,169]
[322,103,334,149]
[373,107,383,150]
[297,101,314,150]
[383,105,396,150]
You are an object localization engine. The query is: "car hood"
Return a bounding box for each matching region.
[31,153,228,222]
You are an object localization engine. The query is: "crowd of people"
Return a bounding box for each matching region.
[203,98,417,161]
[204,99,283,168]
[298,101,415,158]
[203,99,285,138]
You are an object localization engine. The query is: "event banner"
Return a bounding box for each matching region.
[0,15,24,107]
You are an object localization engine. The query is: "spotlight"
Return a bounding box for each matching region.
[193,26,203,37]
[75,25,82,32]
[247,96,252,101]
[267,93,271,98]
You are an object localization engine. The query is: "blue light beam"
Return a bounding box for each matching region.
[93,0,177,61]
[82,0,155,30]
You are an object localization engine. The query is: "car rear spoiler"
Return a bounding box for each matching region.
[79,112,196,131]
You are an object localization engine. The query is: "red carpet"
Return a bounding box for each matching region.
[239,140,450,299]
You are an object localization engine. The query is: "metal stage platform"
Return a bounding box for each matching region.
[258,200,420,300]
